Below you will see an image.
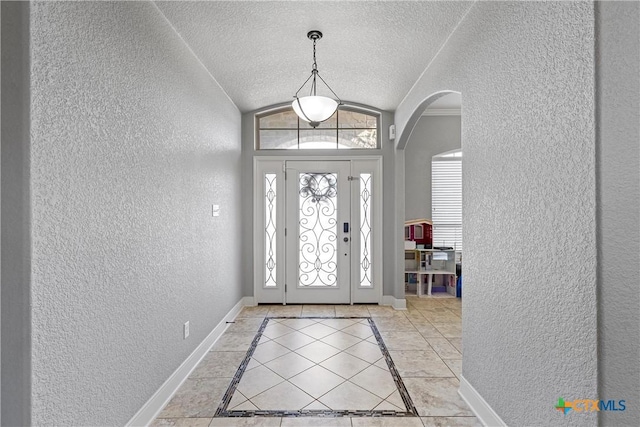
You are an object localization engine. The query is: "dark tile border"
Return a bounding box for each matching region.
[366,317,418,416]
[215,317,418,418]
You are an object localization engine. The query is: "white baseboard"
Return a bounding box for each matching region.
[126,298,247,427]
[459,375,506,427]
[381,295,407,310]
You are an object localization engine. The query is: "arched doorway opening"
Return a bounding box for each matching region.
[400,90,464,377]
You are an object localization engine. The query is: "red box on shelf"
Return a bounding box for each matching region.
[404,219,433,248]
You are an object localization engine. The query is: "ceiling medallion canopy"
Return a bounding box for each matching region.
[292,30,342,128]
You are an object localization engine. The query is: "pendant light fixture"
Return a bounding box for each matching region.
[292,30,341,128]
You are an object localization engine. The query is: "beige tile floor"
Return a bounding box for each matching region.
[152,296,480,427]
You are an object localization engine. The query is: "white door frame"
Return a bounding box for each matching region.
[253,156,383,305]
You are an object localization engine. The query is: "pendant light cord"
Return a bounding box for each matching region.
[312,38,317,71]
[311,38,317,96]
[293,31,341,105]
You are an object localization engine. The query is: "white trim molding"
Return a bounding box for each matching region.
[381,295,407,310]
[126,298,247,427]
[422,108,461,116]
[459,375,507,427]
[254,156,384,305]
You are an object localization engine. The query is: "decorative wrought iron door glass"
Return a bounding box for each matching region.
[360,173,372,287]
[298,173,338,287]
[265,173,277,287]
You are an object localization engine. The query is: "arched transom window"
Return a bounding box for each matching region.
[256,106,379,150]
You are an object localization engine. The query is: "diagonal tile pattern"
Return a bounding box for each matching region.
[318,352,371,380]
[294,340,342,363]
[298,323,339,339]
[319,381,383,410]
[235,365,283,399]
[221,316,409,415]
[251,341,290,364]
[272,330,316,350]
[342,322,375,339]
[153,298,479,426]
[289,365,345,398]
[263,352,315,379]
[345,340,384,364]
[320,331,365,351]
[350,365,398,399]
[211,315,414,417]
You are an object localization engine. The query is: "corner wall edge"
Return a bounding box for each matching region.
[381,295,407,310]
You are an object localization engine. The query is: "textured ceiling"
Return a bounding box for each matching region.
[155,1,474,112]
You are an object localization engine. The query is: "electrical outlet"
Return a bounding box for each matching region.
[183,321,190,339]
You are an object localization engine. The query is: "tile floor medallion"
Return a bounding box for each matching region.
[154,300,480,426]
[214,317,418,418]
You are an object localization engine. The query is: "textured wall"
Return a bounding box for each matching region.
[405,115,461,221]
[1,2,31,425]
[29,1,242,424]
[396,2,597,425]
[596,2,640,425]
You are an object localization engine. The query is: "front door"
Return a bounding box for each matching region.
[285,161,351,304]
[254,157,382,305]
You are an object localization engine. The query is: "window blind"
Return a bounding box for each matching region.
[432,158,462,251]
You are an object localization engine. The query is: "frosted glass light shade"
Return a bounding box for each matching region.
[292,96,338,126]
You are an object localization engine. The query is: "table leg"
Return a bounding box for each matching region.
[417,274,422,297]
[427,274,432,296]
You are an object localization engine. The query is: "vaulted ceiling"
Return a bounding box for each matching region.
[155,1,473,112]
